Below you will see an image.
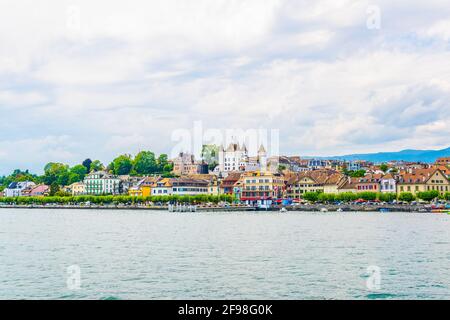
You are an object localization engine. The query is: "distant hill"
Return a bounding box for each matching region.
[316,146,450,163]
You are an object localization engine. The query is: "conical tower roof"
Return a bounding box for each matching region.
[258,144,266,153]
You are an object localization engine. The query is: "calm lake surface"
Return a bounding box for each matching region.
[1,209,450,300]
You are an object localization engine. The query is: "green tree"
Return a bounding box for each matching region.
[417,190,440,202]
[90,160,104,172]
[67,165,87,184]
[208,162,218,172]
[112,155,133,175]
[201,144,219,164]
[134,151,157,174]
[1,169,39,189]
[49,182,60,196]
[157,154,169,172]
[358,192,377,201]
[82,159,92,173]
[349,170,366,178]
[42,163,70,186]
[378,193,397,202]
[163,162,174,173]
[398,192,415,202]
[302,192,320,202]
[380,163,389,173]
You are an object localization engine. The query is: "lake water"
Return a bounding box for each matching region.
[1,209,450,300]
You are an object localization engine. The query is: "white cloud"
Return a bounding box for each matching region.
[419,19,450,41]
[1,0,450,174]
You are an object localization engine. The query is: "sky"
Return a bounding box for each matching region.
[1,0,450,174]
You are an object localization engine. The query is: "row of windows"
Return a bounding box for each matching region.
[245,186,271,191]
[294,184,322,188]
[242,192,272,197]
[173,188,208,192]
[399,185,449,192]
[288,190,322,194]
[153,189,168,194]
[245,179,271,184]
[357,185,378,190]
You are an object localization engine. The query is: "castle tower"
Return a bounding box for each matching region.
[218,144,225,172]
[258,144,267,172]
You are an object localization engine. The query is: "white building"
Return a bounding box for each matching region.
[4,181,36,197]
[380,173,397,193]
[218,143,267,173]
[84,171,122,195]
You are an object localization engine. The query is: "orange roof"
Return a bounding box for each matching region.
[397,168,440,184]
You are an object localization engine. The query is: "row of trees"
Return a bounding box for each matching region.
[108,152,172,176]
[0,151,174,191]
[301,191,450,203]
[0,194,234,205]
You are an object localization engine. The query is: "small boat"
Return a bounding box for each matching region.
[337,208,344,212]
[280,207,288,213]
[320,208,328,213]
[379,208,390,213]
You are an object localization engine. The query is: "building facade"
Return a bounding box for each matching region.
[63,182,86,196]
[237,171,284,205]
[171,178,209,196]
[84,171,121,195]
[380,174,396,193]
[172,152,201,176]
[218,143,267,173]
[4,181,36,197]
[397,168,450,196]
[22,184,50,197]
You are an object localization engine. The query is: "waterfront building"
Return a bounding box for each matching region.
[397,168,450,196]
[22,184,50,197]
[128,176,159,197]
[84,171,121,195]
[119,175,143,194]
[380,174,397,193]
[286,170,335,198]
[322,173,346,194]
[237,171,285,206]
[63,182,86,196]
[151,178,173,195]
[187,174,219,195]
[171,178,209,196]
[4,181,36,197]
[337,177,358,193]
[354,173,383,192]
[219,172,242,195]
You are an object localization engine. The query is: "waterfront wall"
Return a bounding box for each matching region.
[0,203,438,212]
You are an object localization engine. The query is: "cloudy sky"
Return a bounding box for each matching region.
[1,0,450,174]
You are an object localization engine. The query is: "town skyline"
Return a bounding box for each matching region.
[1,141,450,177]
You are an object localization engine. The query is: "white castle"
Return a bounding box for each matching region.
[218,143,267,172]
